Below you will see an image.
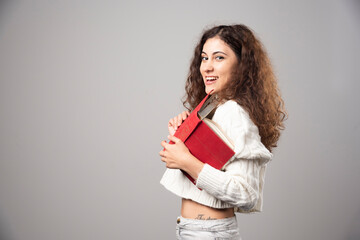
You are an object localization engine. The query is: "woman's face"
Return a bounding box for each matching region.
[200,37,238,94]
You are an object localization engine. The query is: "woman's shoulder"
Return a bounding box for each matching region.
[213,100,251,127]
[217,99,242,111]
[213,100,273,162]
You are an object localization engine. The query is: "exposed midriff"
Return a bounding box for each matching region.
[181,198,234,219]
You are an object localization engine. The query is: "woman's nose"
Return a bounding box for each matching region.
[203,60,214,72]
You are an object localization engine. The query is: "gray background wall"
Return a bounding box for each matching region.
[0,0,359,239]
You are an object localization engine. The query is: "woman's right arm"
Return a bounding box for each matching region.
[168,111,190,135]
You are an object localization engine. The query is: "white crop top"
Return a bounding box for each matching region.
[160,100,272,213]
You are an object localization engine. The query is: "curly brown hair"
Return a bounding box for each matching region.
[183,24,287,152]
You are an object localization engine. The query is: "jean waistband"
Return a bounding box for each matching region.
[177,216,238,232]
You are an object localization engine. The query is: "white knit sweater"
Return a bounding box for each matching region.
[160,100,272,213]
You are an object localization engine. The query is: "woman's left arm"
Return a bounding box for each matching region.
[195,159,263,210]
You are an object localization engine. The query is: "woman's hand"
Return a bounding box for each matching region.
[159,135,192,170]
[168,111,190,135]
[159,135,204,179]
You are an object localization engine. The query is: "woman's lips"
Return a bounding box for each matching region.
[205,76,218,85]
[205,80,216,85]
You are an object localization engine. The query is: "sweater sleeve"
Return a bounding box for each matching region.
[195,158,264,211]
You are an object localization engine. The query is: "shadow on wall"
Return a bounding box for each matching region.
[0,0,11,29]
[348,0,360,22]
[0,211,14,240]
[346,209,360,240]
[0,0,10,14]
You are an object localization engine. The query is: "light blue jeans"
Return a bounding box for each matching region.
[176,216,241,240]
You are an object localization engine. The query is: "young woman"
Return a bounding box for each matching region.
[159,24,286,239]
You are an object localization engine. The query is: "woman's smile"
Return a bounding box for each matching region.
[204,76,219,85]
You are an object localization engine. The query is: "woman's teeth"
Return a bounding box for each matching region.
[206,77,218,81]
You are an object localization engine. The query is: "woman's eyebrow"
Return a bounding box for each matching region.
[212,51,227,55]
[202,51,228,55]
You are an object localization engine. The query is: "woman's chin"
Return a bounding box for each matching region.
[205,86,216,95]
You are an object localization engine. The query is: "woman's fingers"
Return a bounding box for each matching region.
[182,111,190,120]
[160,140,168,148]
[173,115,182,130]
[168,118,174,127]
[168,118,176,135]
[167,134,181,144]
[177,111,190,128]
[168,111,191,133]
[177,114,183,127]
[181,111,186,120]
[174,116,178,130]
[159,148,167,161]
[168,127,175,136]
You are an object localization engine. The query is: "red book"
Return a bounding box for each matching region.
[170,94,235,185]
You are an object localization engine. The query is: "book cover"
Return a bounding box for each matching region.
[170,94,235,185]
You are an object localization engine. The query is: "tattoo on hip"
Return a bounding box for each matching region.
[195,214,217,220]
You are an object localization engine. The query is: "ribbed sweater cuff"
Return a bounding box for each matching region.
[196,164,225,193]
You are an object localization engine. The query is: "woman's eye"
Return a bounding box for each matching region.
[215,56,224,60]
[201,56,208,61]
